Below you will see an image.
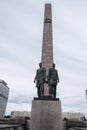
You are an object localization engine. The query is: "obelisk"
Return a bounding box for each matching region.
[30,4,62,130]
[41,4,53,95]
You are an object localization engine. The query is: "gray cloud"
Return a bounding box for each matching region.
[8,91,32,104]
[61,97,87,114]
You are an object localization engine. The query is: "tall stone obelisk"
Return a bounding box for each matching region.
[41,4,53,95]
[30,4,62,130]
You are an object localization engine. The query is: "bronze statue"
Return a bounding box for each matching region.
[34,63,46,97]
[47,63,59,99]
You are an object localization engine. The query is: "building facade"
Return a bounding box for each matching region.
[0,80,9,119]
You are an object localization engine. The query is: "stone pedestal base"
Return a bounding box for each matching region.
[30,98,62,130]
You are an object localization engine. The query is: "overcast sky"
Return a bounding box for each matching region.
[0,0,87,116]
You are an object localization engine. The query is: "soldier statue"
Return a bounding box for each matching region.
[34,62,46,97]
[47,63,59,99]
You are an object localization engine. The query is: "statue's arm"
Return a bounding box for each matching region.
[34,70,38,83]
[47,68,51,80]
[56,70,59,83]
[44,69,46,80]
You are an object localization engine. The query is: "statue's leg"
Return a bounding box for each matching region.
[52,85,54,94]
[53,86,56,99]
[37,86,41,97]
[48,83,50,95]
[42,84,44,95]
[49,86,51,95]
[49,85,52,95]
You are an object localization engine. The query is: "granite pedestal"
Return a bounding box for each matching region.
[30,97,62,130]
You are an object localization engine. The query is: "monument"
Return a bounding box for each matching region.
[30,4,62,130]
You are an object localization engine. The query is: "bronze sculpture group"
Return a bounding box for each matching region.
[34,63,59,99]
